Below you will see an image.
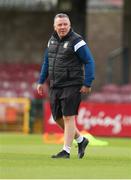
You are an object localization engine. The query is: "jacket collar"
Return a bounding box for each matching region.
[53,28,73,41]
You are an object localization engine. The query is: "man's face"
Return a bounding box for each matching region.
[54,17,71,38]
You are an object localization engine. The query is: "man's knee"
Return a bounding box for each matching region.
[63,115,75,121]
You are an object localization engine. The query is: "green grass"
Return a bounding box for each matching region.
[0,133,131,179]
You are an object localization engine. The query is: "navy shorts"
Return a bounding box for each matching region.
[49,86,81,121]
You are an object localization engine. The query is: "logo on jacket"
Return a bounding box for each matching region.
[47,40,54,47]
[51,41,54,44]
[63,41,69,48]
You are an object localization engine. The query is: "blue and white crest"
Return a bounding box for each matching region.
[63,41,69,48]
[51,40,54,44]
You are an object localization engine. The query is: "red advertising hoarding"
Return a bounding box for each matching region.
[44,101,131,137]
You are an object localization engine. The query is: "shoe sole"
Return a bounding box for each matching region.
[51,156,70,159]
[78,140,89,159]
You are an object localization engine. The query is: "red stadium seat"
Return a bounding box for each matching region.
[101,83,120,93]
[0,64,49,99]
[88,92,107,103]
[119,84,131,94]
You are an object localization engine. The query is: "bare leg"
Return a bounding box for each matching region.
[56,117,81,139]
[52,116,87,158]
[63,115,76,148]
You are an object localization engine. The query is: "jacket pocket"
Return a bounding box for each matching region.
[68,70,83,80]
[54,70,68,83]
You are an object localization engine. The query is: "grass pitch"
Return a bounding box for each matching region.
[0,133,131,179]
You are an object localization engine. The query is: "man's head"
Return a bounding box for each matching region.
[54,13,71,38]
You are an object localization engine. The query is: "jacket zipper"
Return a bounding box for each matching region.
[52,42,60,82]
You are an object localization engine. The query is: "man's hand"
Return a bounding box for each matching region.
[80,86,91,94]
[37,84,45,96]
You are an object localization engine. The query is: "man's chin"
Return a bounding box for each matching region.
[60,33,67,37]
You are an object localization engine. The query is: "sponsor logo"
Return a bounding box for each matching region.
[77,107,131,134]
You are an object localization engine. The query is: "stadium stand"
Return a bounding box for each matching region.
[88,83,131,103]
[0,64,130,103]
[101,83,120,93]
[0,64,49,100]
[119,84,131,94]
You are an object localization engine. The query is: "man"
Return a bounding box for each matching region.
[37,13,95,159]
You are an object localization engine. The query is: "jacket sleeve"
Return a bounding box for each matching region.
[74,40,95,87]
[37,48,49,84]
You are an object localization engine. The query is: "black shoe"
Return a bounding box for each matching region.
[51,150,70,159]
[78,137,89,159]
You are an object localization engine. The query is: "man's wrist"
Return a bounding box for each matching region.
[83,84,91,88]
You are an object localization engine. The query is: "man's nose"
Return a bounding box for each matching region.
[61,24,65,28]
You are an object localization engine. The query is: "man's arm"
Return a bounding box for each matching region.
[38,48,49,84]
[37,48,49,96]
[74,39,95,93]
[77,44,95,86]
